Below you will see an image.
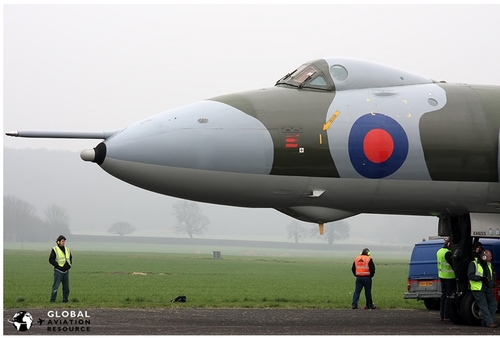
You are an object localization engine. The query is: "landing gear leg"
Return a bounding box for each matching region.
[442,214,481,326]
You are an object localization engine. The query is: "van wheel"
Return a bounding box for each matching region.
[459,292,482,326]
[423,299,440,311]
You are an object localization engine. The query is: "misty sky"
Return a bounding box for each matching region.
[4,4,499,245]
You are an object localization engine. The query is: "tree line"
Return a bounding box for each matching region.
[4,195,349,243]
[4,195,71,242]
[3,196,210,241]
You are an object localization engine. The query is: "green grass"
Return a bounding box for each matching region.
[3,245,424,310]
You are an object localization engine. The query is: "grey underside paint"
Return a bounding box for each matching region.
[100,157,500,221]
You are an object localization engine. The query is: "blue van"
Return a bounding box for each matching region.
[404,238,500,310]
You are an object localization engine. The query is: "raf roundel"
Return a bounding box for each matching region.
[348,113,408,178]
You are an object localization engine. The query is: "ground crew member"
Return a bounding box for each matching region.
[351,248,377,309]
[468,249,497,328]
[436,237,456,321]
[48,235,72,303]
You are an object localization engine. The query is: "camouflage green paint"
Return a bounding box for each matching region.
[420,84,500,182]
[210,87,339,177]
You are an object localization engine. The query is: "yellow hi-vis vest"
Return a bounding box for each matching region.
[437,247,455,279]
[53,246,71,268]
[469,258,493,291]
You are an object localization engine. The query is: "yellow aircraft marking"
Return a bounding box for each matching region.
[323,110,340,131]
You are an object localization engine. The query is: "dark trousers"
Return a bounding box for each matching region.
[439,278,456,319]
[352,276,373,308]
[471,289,497,325]
[50,269,69,302]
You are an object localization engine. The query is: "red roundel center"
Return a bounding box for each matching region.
[363,129,394,163]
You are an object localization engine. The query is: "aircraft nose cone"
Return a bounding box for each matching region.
[102,101,273,174]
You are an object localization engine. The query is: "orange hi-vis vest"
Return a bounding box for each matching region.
[354,255,371,276]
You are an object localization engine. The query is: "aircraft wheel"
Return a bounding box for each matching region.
[459,292,482,326]
[446,295,464,325]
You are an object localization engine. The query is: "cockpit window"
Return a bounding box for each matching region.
[275,61,334,91]
[309,76,328,86]
[291,66,317,84]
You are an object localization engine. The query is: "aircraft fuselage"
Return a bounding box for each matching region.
[87,58,500,223]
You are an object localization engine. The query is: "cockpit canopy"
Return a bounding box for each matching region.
[275,59,334,91]
[275,58,434,92]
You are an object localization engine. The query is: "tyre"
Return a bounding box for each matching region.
[459,292,482,326]
[423,299,440,311]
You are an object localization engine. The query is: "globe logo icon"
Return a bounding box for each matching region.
[8,311,33,331]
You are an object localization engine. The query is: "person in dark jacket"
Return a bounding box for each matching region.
[49,235,72,302]
[468,249,497,328]
[351,248,377,309]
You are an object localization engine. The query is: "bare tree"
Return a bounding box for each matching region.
[44,203,71,239]
[108,222,136,236]
[4,195,44,242]
[287,221,309,244]
[172,201,209,238]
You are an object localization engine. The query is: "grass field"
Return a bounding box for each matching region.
[3,243,424,310]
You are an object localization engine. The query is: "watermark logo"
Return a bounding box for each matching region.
[8,311,33,331]
[46,310,91,332]
[8,310,91,332]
